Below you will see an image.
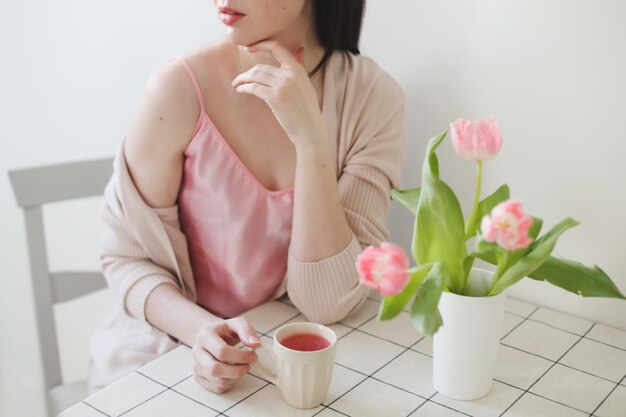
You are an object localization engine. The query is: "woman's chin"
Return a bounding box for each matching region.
[223,31,259,48]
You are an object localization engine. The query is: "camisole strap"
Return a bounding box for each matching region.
[172,55,206,115]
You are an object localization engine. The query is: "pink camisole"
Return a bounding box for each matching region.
[172,56,294,318]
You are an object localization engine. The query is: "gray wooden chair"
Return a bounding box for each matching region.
[8,157,113,417]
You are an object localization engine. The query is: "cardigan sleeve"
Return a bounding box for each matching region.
[286,71,406,324]
[99,175,183,322]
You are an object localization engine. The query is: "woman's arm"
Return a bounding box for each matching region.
[290,136,353,261]
[104,57,258,393]
[232,41,405,324]
[286,77,405,323]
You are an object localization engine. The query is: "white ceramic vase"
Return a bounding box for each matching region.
[432,268,507,400]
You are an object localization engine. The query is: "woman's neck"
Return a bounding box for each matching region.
[236,6,325,76]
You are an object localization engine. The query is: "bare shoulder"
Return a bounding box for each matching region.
[123,53,203,209]
[124,41,238,209]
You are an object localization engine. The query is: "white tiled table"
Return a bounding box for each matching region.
[59,296,626,417]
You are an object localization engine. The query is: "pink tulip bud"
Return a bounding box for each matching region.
[481,200,533,251]
[450,118,503,161]
[356,242,410,296]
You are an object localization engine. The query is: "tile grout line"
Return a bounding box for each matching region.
[321,345,414,413]
[523,317,594,338]
[500,305,541,340]
[133,371,223,415]
[588,371,626,416]
[107,300,624,417]
[507,306,626,352]
[323,406,352,416]
[217,378,270,415]
[408,391,474,417]
[499,342,557,362]
[81,401,111,417]
[498,323,597,417]
[403,392,434,417]
[83,372,169,416]
[167,388,224,415]
[353,327,422,350]
[498,341,623,386]
[583,336,626,353]
[321,312,420,412]
[309,405,331,417]
[264,304,616,415]
[325,314,476,417]
[116,387,169,416]
[261,311,304,336]
[494,305,547,417]
[370,375,431,401]
[234,312,382,415]
[329,304,562,417]
[135,370,174,389]
[495,381,591,414]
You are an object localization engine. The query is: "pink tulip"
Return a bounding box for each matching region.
[450,118,503,161]
[356,242,410,296]
[481,200,533,251]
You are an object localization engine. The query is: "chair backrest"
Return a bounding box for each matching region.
[8,157,114,409]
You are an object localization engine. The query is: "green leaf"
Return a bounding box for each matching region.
[488,217,579,295]
[528,216,544,240]
[465,184,510,240]
[378,264,433,320]
[461,255,476,295]
[476,250,626,299]
[413,131,467,292]
[410,262,446,336]
[527,257,626,299]
[463,255,476,279]
[390,187,421,215]
[475,235,500,255]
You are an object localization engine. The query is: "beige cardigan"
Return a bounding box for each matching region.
[89,50,405,391]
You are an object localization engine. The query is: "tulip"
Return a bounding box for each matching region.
[356,242,410,296]
[481,200,533,251]
[450,118,503,161]
[453,117,504,239]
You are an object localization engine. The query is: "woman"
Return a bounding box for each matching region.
[90,0,404,394]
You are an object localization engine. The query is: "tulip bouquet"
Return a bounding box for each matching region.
[357,118,625,336]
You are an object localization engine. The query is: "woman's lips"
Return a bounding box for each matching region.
[219,7,245,26]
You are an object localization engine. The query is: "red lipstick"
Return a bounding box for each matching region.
[219,6,245,26]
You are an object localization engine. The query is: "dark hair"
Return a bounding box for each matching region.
[309,0,365,78]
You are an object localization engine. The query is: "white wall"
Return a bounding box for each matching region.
[1,1,625,416]
[363,0,626,330]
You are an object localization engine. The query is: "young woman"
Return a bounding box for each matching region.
[90,0,405,395]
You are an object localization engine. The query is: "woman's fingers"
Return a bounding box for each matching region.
[246,40,300,69]
[193,371,235,394]
[193,373,235,394]
[223,317,261,348]
[201,332,258,364]
[192,318,261,394]
[234,83,273,101]
[192,344,251,379]
[231,64,286,101]
[231,64,286,88]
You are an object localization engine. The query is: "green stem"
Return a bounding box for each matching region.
[487,251,509,295]
[465,161,483,240]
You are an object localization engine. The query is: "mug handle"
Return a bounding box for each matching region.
[252,342,279,386]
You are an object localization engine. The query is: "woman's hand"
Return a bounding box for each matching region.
[231,41,327,149]
[192,317,260,394]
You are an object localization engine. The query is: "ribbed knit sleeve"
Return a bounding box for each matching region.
[99,173,183,322]
[286,70,406,324]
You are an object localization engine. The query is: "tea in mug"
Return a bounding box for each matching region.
[280,333,331,351]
